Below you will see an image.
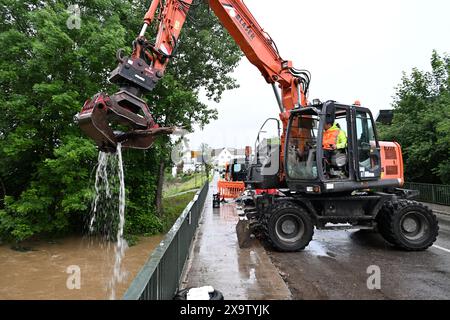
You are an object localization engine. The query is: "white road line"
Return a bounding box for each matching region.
[432,245,450,253]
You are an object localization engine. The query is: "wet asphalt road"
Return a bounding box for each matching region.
[268,213,450,299]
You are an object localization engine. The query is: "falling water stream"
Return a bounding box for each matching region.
[89,143,128,299]
[109,143,127,300]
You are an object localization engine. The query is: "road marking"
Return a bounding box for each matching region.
[432,245,450,253]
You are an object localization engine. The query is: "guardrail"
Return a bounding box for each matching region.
[404,182,450,206]
[123,181,209,300]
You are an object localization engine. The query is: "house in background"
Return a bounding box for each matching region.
[172,150,204,176]
[212,147,252,167]
[171,147,252,176]
[212,148,234,167]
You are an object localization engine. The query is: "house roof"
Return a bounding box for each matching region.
[210,147,252,159]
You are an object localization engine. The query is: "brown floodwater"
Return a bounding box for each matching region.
[0,235,163,300]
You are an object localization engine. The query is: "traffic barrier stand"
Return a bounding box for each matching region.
[217,180,245,199]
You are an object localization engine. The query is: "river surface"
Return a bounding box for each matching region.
[0,235,163,299]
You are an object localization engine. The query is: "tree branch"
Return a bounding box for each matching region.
[0,177,5,205]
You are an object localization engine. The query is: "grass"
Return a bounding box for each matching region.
[126,173,210,244]
[124,191,197,246]
[163,172,208,198]
[161,191,197,232]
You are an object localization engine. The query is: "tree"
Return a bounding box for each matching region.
[378,51,450,184]
[199,143,213,180]
[0,1,241,241]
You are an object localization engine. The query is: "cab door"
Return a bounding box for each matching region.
[247,118,281,188]
[353,108,381,180]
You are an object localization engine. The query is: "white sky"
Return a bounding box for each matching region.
[185,0,450,150]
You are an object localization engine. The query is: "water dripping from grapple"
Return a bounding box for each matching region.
[75,49,174,153]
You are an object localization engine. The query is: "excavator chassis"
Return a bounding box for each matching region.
[238,189,439,252]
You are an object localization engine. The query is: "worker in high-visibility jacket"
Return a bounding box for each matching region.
[323,121,347,177]
[323,122,347,151]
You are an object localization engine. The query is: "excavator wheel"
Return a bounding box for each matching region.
[377,200,438,251]
[264,201,314,252]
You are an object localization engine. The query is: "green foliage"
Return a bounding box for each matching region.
[0,1,241,241]
[163,172,206,198]
[161,191,197,232]
[378,51,450,183]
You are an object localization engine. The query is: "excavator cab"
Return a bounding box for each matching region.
[285,101,390,194]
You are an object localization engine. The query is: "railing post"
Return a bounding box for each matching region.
[156,266,160,300]
[432,184,436,203]
[177,232,180,283]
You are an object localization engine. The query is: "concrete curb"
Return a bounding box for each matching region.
[433,210,450,217]
[419,202,450,217]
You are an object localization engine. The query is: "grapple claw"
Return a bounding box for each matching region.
[75,90,171,153]
[116,127,175,150]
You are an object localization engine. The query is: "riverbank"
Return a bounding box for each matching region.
[163,172,208,198]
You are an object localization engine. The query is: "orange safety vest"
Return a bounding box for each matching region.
[323,127,340,150]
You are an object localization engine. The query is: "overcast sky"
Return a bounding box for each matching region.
[185,0,449,150]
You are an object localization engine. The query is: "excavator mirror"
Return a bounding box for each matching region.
[324,101,336,124]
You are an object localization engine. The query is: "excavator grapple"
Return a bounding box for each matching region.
[76,90,172,152]
[76,48,173,152]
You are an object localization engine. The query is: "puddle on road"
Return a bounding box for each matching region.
[0,235,163,300]
[305,241,334,258]
[218,203,240,223]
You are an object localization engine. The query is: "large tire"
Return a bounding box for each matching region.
[265,201,314,252]
[376,200,438,251]
[376,202,397,244]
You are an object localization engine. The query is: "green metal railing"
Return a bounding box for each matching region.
[123,181,209,300]
[404,182,450,206]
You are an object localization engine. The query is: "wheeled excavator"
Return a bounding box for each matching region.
[76,0,439,252]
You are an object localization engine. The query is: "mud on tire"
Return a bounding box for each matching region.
[265,201,314,252]
[376,200,438,251]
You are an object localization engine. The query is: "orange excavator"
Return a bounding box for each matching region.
[77,0,438,251]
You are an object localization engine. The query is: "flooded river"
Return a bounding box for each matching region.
[0,235,163,299]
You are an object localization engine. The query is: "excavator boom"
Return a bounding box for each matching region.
[76,0,310,156]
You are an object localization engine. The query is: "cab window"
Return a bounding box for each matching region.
[356,110,378,176]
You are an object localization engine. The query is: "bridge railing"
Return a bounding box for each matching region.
[123,181,209,300]
[404,182,450,206]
